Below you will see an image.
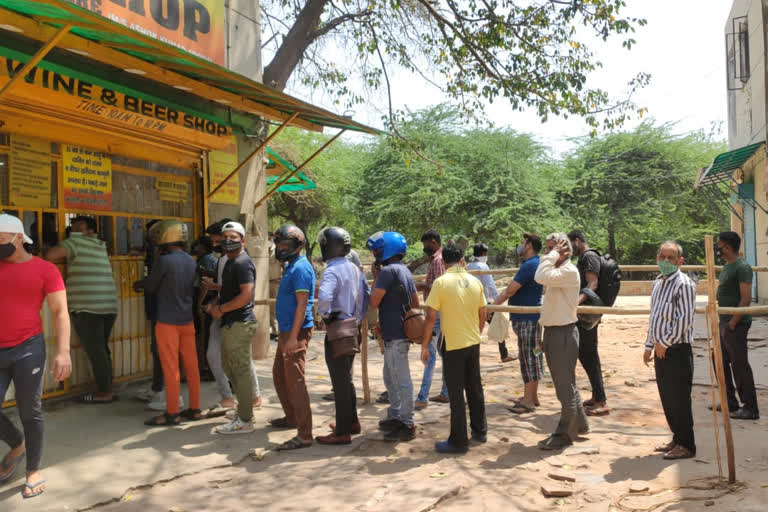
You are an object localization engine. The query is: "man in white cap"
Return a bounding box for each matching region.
[206,221,260,434]
[0,214,71,498]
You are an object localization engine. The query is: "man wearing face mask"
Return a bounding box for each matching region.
[206,221,262,434]
[496,233,544,414]
[0,213,71,498]
[416,229,449,409]
[643,241,697,460]
[716,231,759,420]
[467,243,513,363]
[201,220,261,419]
[46,216,118,404]
[135,221,201,426]
[269,225,316,450]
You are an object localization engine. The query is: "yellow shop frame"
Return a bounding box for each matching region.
[0,131,201,406]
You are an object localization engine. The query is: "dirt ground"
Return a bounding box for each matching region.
[6,297,768,512]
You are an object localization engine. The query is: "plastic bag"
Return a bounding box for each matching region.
[487,311,510,342]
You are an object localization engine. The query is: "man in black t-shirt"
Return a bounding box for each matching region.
[568,230,609,416]
[206,221,259,434]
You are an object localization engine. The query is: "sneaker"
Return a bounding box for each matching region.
[384,423,415,442]
[135,388,161,402]
[376,391,389,404]
[148,395,184,411]
[378,418,402,431]
[215,416,256,435]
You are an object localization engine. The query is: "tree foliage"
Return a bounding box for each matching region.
[267,108,728,266]
[261,0,650,130]
[557,122,728,263]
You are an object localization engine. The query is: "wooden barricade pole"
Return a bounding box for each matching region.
[704,235,736,483]
[360,318,371,404]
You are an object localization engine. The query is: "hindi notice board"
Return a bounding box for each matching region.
[209,137,240,205]
[63,145,113,211]
[9,136,51,208]
[157,179,191,203]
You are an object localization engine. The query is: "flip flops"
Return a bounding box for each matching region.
[180,409,203,421]
[276,436,312,451]
[507,403,536,415]
[144,412,181,426]
[0,449,25,483]
[268,417,294,429]
[204,402,235,418]
[585,407,610,417]
[22,479,45,499]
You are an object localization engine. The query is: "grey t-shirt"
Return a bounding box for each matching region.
[346,249,362,268]
[143,249,197,325]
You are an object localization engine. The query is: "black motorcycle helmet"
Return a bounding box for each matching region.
[273,224,306,262]
[317,226,351,262]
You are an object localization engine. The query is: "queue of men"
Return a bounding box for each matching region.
[0,208,764,498]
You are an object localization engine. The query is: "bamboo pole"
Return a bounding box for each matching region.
[252,299,768,316]
[360,318,370,404]
[704,235,736,483]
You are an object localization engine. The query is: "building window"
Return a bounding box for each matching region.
[727,16,750,90]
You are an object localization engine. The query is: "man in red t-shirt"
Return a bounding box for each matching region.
[0,214,71,499]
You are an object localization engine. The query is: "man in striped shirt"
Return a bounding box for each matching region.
[643,241,697,460]
[47,216,118,403]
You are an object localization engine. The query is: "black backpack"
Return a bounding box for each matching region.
[584,249,622,307]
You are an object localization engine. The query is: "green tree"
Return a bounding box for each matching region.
[261,0,650,130]
[557,122,728,263]
[351,104,562,252]
[267,128,372,258]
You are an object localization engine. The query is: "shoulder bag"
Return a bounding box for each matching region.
[325,265,361,358]
[398,280,426,343]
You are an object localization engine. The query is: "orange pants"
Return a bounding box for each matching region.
[155,322,200,414]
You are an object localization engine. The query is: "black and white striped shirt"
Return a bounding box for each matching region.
[645,270,697,349]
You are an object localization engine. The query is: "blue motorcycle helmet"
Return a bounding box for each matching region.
[366,231,408,264]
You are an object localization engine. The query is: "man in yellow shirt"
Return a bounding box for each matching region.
[421,242,487,454]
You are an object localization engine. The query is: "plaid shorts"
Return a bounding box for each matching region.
[512,320,544,383]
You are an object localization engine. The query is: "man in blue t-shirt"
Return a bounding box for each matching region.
[270,225,316,450]
[495,233,544,414]
[367,231,419,442]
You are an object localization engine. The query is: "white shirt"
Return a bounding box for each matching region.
[534,250,580,327]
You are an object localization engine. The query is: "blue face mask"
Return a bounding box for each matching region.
[658,259,678,276]
[516,244,525,256]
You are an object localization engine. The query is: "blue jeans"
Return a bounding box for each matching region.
[417,316,449,401]
[383,338,414,427]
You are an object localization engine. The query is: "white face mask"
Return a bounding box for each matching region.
[475,256,487,263]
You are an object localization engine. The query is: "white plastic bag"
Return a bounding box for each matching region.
[487,311,510,342]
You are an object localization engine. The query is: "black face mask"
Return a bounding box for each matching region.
[423,246,435,256]
[0,241,16,259]
[221,239,242,253]
[213,245,224,254]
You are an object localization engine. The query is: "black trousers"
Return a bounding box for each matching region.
[150,320,164,392]
[444,344,486,447]
[325,337,359,435]
[655,343,695,454]
[719,321,759,413]
[71,312,117,393]
[578,324,606,403]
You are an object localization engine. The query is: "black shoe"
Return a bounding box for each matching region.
[384,423,416,442]
[708,403,739,412]
[378,418,402,431]
[471,431,487,443]
[376,392,389,404]
[730,408,760,420]
[436,440,468,453]
[537,434,573,451]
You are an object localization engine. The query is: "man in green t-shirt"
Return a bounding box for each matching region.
[46,216,118,403]
[716,231,759,420]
